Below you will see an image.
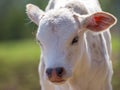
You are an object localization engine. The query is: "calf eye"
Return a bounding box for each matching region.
[37,39,42,46]
[71,36,79,45]
[37,39,40,43]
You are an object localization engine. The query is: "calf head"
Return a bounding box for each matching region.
[26,4,116,84]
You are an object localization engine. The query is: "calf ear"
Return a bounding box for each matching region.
[85,12,117,32]
[26,4,44,25]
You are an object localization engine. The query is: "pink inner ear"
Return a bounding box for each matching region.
[93,15,109,31]
[94,15,105,23]
[86,13,115,32]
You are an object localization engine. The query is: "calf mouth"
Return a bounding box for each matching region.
[50,79,66,85]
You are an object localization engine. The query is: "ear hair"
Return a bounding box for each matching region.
[85,12,117,32]
[26,4,45,25]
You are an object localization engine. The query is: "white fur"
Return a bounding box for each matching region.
[26,0,117,90]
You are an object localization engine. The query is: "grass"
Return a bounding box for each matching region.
[0,39,40,90]
[111,36,120,90]
[0,39,40,62]
[0,37,120,90]
[112,36,120,52]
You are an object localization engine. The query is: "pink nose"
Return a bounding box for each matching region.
[46,67,65,82]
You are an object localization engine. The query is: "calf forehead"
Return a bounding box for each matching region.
[37,13,78,44]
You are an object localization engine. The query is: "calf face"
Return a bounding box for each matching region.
[26,4,116,84]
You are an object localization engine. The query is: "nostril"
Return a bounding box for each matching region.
[46,68,53,78]
[56,67,64,77]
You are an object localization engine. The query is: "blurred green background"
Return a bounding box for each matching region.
[0,0,119,90]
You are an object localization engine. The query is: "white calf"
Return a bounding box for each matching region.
[26,0,117,90]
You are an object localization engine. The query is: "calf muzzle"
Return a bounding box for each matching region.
[46,67,66,83]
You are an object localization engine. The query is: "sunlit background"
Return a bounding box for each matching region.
[0,0,119,90]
